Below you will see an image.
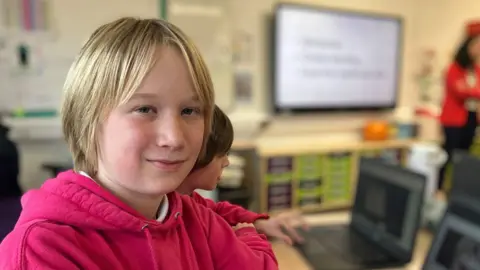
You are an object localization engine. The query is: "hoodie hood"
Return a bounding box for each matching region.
[16,170,183,232]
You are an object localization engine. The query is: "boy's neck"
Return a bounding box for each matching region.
[93,172,166,219]
[127,195,165,220]
[175,182,194,196]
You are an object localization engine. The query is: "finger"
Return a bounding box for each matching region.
[281,220,304,243]
[269,229,293,245]
[300,218,310,230]
[289,211,309,230]
[280,234,293,245]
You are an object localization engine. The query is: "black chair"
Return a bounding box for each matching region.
[0,123,21,198]
[0,196,21,242]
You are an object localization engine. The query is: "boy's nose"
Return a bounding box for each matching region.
[222,156,230,168]
[157,116,185,150]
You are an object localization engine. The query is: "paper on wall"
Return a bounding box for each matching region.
[0,30,72,114]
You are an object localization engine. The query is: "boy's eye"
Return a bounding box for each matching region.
[135,106,154,114]
[181,107,201,116]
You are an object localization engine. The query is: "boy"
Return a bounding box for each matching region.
[0,17,277,269]
[177,105,308,245]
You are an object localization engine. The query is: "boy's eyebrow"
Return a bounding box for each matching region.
[188,94,200,102]
[129,93,158,101]
[183,94,201,104]
[129,92,201,102]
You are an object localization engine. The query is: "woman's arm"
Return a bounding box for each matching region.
[446,64,480,99]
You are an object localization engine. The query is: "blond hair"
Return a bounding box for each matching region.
[61,17,215,175]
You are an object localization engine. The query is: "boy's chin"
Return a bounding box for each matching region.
[199,183,218,191]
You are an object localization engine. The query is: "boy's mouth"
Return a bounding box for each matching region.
[147,159,185,171]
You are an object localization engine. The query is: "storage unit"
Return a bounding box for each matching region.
[258,139,416,214]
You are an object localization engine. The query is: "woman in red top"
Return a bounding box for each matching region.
[438,21,480,190]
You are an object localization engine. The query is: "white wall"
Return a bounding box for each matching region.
[16,0,160,190]
[14,0,480,190]
[227,0,419,138]
[232,0,418,113]
[50,0,158,53]
[410,0,480,141]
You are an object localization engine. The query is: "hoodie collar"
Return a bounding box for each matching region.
[78,171,170,222]
[17,170,182,232]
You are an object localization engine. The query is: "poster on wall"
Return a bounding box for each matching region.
[233,30,254,66]
[0,0,62,117]
[234,71,253,104]
[414,48,443,119]
[0,31,72,117]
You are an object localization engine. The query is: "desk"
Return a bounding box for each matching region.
[272,212,432,270]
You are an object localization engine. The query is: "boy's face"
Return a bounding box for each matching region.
[97,46,205,197]
[183,155,230,192]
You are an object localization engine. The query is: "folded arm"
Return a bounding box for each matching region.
[201,204,278,269]
[191,192,268,226]
[446,65,480,99]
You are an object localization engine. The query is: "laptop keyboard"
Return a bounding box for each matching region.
[302,236,329,254]
[299,227,389,264]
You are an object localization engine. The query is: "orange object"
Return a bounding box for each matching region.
[363,120,390,141]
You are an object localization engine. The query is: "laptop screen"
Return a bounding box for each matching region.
[450,150,480,199]
[351,158,425,259]
[423,197,480,270]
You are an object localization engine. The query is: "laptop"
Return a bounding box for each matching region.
[424,150,480,230]
[449,150,480,199]
[295,157,426,269]
[423,195,480,270]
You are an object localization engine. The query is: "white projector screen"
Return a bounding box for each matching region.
[273,4,402,112]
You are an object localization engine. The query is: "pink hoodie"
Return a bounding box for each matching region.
[191,192,270,225]
[0,171,278,270]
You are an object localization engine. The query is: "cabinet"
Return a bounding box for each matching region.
[258,140,415,213]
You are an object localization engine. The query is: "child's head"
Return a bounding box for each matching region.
[177,105,233,194]
[62,17,214,197]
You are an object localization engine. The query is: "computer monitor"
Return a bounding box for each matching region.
[272,3,403,113]
[450,150,480,199]
[423,195,480,270]
[351,158,426,261]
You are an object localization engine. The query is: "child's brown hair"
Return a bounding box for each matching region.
[194,105,233,169]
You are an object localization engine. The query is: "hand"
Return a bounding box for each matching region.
[233,222,255,231]
[254,210,309,245]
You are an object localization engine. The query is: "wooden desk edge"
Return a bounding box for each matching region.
[272,212,432,270]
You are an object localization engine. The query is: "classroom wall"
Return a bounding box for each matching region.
[17,0,159,190]
[412,0,480,100]
[409,0,480,142]
[228,0,419,140]
[15,0,480,190]
[232,0,417,113]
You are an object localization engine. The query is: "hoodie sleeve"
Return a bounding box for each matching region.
[191,192,269,226]
[0,223,82,270]
[0,222,116,270]
[200,204,278,269]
